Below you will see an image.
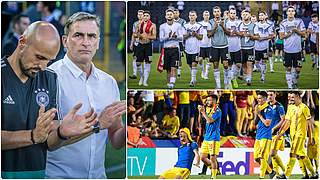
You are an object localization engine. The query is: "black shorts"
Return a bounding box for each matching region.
[230,50,242,64]
[255,49,268,61]
[136,43,152,63]
[275,43,283,50]
[283,52,302,68]
[186,53,198,66]
[164,47,180,70]
[310,41,318,54]
[210,47,229,63]
[268,41,273,53]
[179,42,184,52]
[133,44,138,57]
[241,49,255,63]
[199,47,212,59]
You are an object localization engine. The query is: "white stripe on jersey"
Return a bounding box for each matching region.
[279,18,306,53]
[308,21,319,43]
[199,20,212,48]
[226,19,241,52]
[183,22,204,54]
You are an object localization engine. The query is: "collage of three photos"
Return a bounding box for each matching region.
[1,0,319,179]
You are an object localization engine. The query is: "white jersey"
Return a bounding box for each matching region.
[183,22,204,54]
[159,22,183,48]
[199,20,212,48]
[225,19,241,52]
[308,21,319,43]
[279,18,306,53]
[254,21,274,51]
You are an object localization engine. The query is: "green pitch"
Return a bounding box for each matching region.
[129,174,302,179]
[127,53,319,89]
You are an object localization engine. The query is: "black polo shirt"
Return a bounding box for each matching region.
[1,57,57,178]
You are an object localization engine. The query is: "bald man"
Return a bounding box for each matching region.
[1,21,98,178]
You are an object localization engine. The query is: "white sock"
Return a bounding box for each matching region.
[260,63,266,80]
[223,68,229,88]
[316,55,319,68]
[235,65,240,78]
[143,63,151,84]
[205,63,211,77]
[137,65,143,77]
[214,69,221,89]
[286,71,293,88]
[170,76,176,84]
[178,67,181,75]
[191,67,197,82]
[255,62,261,71]
[269,57,274,71]
[200,63,204,72]
[133,60,137,76]
[311,54,316,63]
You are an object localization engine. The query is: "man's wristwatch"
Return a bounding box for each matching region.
[93,121,100,134]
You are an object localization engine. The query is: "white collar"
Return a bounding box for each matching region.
[62,55,99,80]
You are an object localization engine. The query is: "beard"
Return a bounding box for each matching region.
[18,57,40,78]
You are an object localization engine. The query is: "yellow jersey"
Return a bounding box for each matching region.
[154,90,166,101]
[163,115,180,135]
[179,92,190,104]
[189,91,199,101]
[285,103,311,138]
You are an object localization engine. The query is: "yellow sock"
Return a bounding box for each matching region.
[272,156,280,175]
[266,164,272,174]
[285,157,296,177]
[302,157,316,175]
[315,160,319,172]
[275,154,286,172]
[211,168,217,179]
[260,159,269,178]
[298,159,308,176]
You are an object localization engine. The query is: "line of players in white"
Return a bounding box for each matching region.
[130,5,319,89]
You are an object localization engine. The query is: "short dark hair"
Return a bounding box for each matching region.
[143,10,151,15]
[12,14,29,26]
[41,1,56,13]
[213,6,221,11]
[258,91,268,98]
[64,12,100,35]
[288,5,296,11]
[311,13,318,18]
[166,9,174,14]
[138,10,144,13]
[189,10,197,15]
[290,91,301,97]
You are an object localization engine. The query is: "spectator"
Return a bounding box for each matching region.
[219,91,237,136]
[177,1,184,11]
[235,91,252,136]
[153,91,166,125]
[162,108,180,138]
[178,91,190,128]
[127,119,142,148]
[36,1,64,61]
[189,91,200,134]
[2,14,30,57]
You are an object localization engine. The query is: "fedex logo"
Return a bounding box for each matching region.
[217,151,260,175]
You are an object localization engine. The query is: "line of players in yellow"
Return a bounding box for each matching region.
[159,91,319,179]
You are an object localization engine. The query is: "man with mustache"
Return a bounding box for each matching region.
[1,21,97,178]
[46,12,126,178]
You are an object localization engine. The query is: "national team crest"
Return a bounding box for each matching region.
[35,88,50,107]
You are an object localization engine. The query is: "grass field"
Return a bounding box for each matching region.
[129,174,302,179]
[128,53,319,89]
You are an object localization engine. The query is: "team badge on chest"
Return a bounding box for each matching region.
[35,88,50,107]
